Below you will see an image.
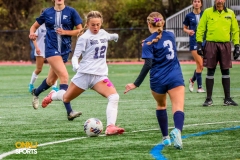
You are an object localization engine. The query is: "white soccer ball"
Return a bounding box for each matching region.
[84,118,103,137]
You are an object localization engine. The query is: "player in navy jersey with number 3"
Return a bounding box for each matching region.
[29,0,83,121]
[124,12,185,149]
[42,11,125,135]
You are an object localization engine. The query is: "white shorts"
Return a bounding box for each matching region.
[71,73,108,90]
[34,50,45,58]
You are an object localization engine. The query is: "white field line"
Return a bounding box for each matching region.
[1,121,240,159]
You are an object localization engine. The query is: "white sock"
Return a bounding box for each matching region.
[30,72,38,84]
[52,80,58,88]
[52,90,66,101]
[106,94,119,126]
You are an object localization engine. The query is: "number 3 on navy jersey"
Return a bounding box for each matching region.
[94,46,106,59]
[163,40,174,60]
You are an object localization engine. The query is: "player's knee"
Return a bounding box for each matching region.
[207,68,216,76]
[221,69,229,75]
[108,94,119,104]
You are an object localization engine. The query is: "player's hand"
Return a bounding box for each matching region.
[56,28,65,35]
[124,83,137,94]
[233,44,240,60]
[29,33,37,41]
[36,48,41,55]
[72,65,79,72]
[197,42,203,57]
[188,30,195,36]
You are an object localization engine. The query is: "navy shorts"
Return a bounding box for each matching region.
[45,50,70,63]
[189,41,197,51]
[150,72,185,94]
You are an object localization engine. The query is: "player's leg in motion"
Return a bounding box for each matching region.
[93,79,125,135]
[168,86,185,149]
[52,80,59,91]
[151,91,171,146]
[42,81,83,121]
[189,70,196,92]
[29,56,45,93]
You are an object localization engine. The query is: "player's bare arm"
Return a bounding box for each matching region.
[56,24,82,36]
[29,22,40,40]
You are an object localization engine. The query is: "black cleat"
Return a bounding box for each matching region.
[202,98,213,107]
[223,98,238,106]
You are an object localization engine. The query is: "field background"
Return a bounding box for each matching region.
[0,63,240,160]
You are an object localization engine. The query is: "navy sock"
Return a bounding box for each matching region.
[173,111,184,132]
[60,84,72,114]
[196,73,202,89]
[35,79,51,96]
[156,110,168,137]
[191,70,196,82]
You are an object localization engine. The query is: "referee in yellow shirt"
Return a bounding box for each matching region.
[196,0,240,106]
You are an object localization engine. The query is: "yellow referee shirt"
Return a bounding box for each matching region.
[196,6,239,45]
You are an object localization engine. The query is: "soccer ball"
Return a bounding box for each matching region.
[84,118,103,137]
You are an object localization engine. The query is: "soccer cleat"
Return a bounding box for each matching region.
[162,136,171,146]
[28,84,34,93]
[223,98,238,106]
[188,79,194,92]
[170,128,182,149]
[31,89,39,109]
[67,111,82,121]
[42,90,56,108]
[52,86,59,92]
[197,88,206,93]
[105,124,125,135]
[202,98,213,106]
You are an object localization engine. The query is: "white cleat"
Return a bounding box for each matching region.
[197,88,206,93]
[31,89,39,109]
[170,128,183,149]
[188,79,194,92]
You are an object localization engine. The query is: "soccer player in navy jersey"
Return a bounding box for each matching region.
[28,8,59,93]
[124,12,185,149]
[29,0,83,121]
[41,11,125,135]
[183,0,205,93]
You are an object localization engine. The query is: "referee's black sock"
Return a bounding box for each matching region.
[222,77,230,99]
[206,78,214,99]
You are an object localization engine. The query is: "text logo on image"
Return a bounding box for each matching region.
[15,142,38,154]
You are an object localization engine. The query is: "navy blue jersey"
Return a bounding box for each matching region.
[142,31,184,87]
[36,6,82,56]
[183,11,203,48]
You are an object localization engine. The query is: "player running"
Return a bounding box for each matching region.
[42,11,125,135]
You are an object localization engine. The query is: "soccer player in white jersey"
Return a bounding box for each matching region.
[29,0,83,121]
[42,11,125,135]
[124,12,185,149]
[28,9,59,93]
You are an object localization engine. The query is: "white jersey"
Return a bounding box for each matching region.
[73,29,118,76]
[34,23,46,57]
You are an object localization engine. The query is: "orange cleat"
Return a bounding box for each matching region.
[105,124,125,135]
